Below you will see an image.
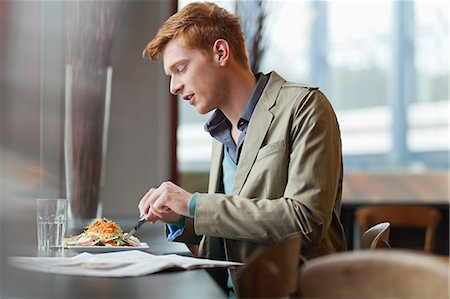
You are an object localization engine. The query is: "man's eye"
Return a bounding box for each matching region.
[178,65,187,73]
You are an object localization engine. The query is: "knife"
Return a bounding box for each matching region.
[124,213,148,240]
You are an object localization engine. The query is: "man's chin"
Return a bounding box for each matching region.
[195,106,214,115]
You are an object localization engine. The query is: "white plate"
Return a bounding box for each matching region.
[68,242,149,254]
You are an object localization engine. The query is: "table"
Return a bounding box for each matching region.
[342,172,449,207]
[0,218,227,299]
[340,172,449,254]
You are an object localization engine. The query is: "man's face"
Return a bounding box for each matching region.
[162,37,226,114]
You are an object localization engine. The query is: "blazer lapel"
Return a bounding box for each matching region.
[208,139,223,193]
[232,72,286,194]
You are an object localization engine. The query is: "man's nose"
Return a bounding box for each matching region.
[170,77,182,95]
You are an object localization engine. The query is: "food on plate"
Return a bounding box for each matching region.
[64,218,142,247]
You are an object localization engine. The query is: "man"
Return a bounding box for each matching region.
[138,1,346,293]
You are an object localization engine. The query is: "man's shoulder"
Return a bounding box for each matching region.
[282,82,319,90]
[262,72,324,110]
[268,71,319,91]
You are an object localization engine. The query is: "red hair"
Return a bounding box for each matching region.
[143,2,249,68]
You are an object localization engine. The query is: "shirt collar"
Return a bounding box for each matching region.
[240,72,269,123]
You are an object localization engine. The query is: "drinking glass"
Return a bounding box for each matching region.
[36,198,68,252]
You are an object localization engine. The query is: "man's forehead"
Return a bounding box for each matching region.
[163,37,188,58]
[163,38,190,68]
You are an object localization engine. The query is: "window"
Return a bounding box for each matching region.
[176,1,449,191]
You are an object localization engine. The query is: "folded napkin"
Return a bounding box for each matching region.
[9,250,242,277]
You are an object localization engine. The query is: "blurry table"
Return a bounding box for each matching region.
[340,172,449,254]
[1,218,227,299]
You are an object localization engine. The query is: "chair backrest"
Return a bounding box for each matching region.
[299,250,449,298]
[360,222,391,249]
[237,233,301,299]
[355,205,442,252]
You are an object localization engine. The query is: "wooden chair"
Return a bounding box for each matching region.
[298,250,449,298]
[355,205,441,252]
[237,233,301,298]
[360,222,391,249]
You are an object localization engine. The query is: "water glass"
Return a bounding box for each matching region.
[36,198,68,252]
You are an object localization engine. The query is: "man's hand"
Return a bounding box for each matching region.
[138,181,192,223]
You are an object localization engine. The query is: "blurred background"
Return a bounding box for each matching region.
[1,0,448,250]
[178,0,449,190]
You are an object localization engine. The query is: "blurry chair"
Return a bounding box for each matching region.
[237,233,301,298]
[360,222,391,249]
[298,250,449,298]
[356,205,441,252]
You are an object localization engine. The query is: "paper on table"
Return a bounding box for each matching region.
[9,250,242,277]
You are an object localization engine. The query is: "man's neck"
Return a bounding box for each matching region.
[220,66,256,126]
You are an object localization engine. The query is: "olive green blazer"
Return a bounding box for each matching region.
[175,71,346,265]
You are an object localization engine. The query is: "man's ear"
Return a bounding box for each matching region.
[212,39,230,66]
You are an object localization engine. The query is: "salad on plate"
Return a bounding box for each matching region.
[65,218,142,247]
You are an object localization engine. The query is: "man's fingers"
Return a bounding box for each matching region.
[152,197,165,213]
[146,210,160,223]
[139,188,161,215]
[138,188,153,209]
